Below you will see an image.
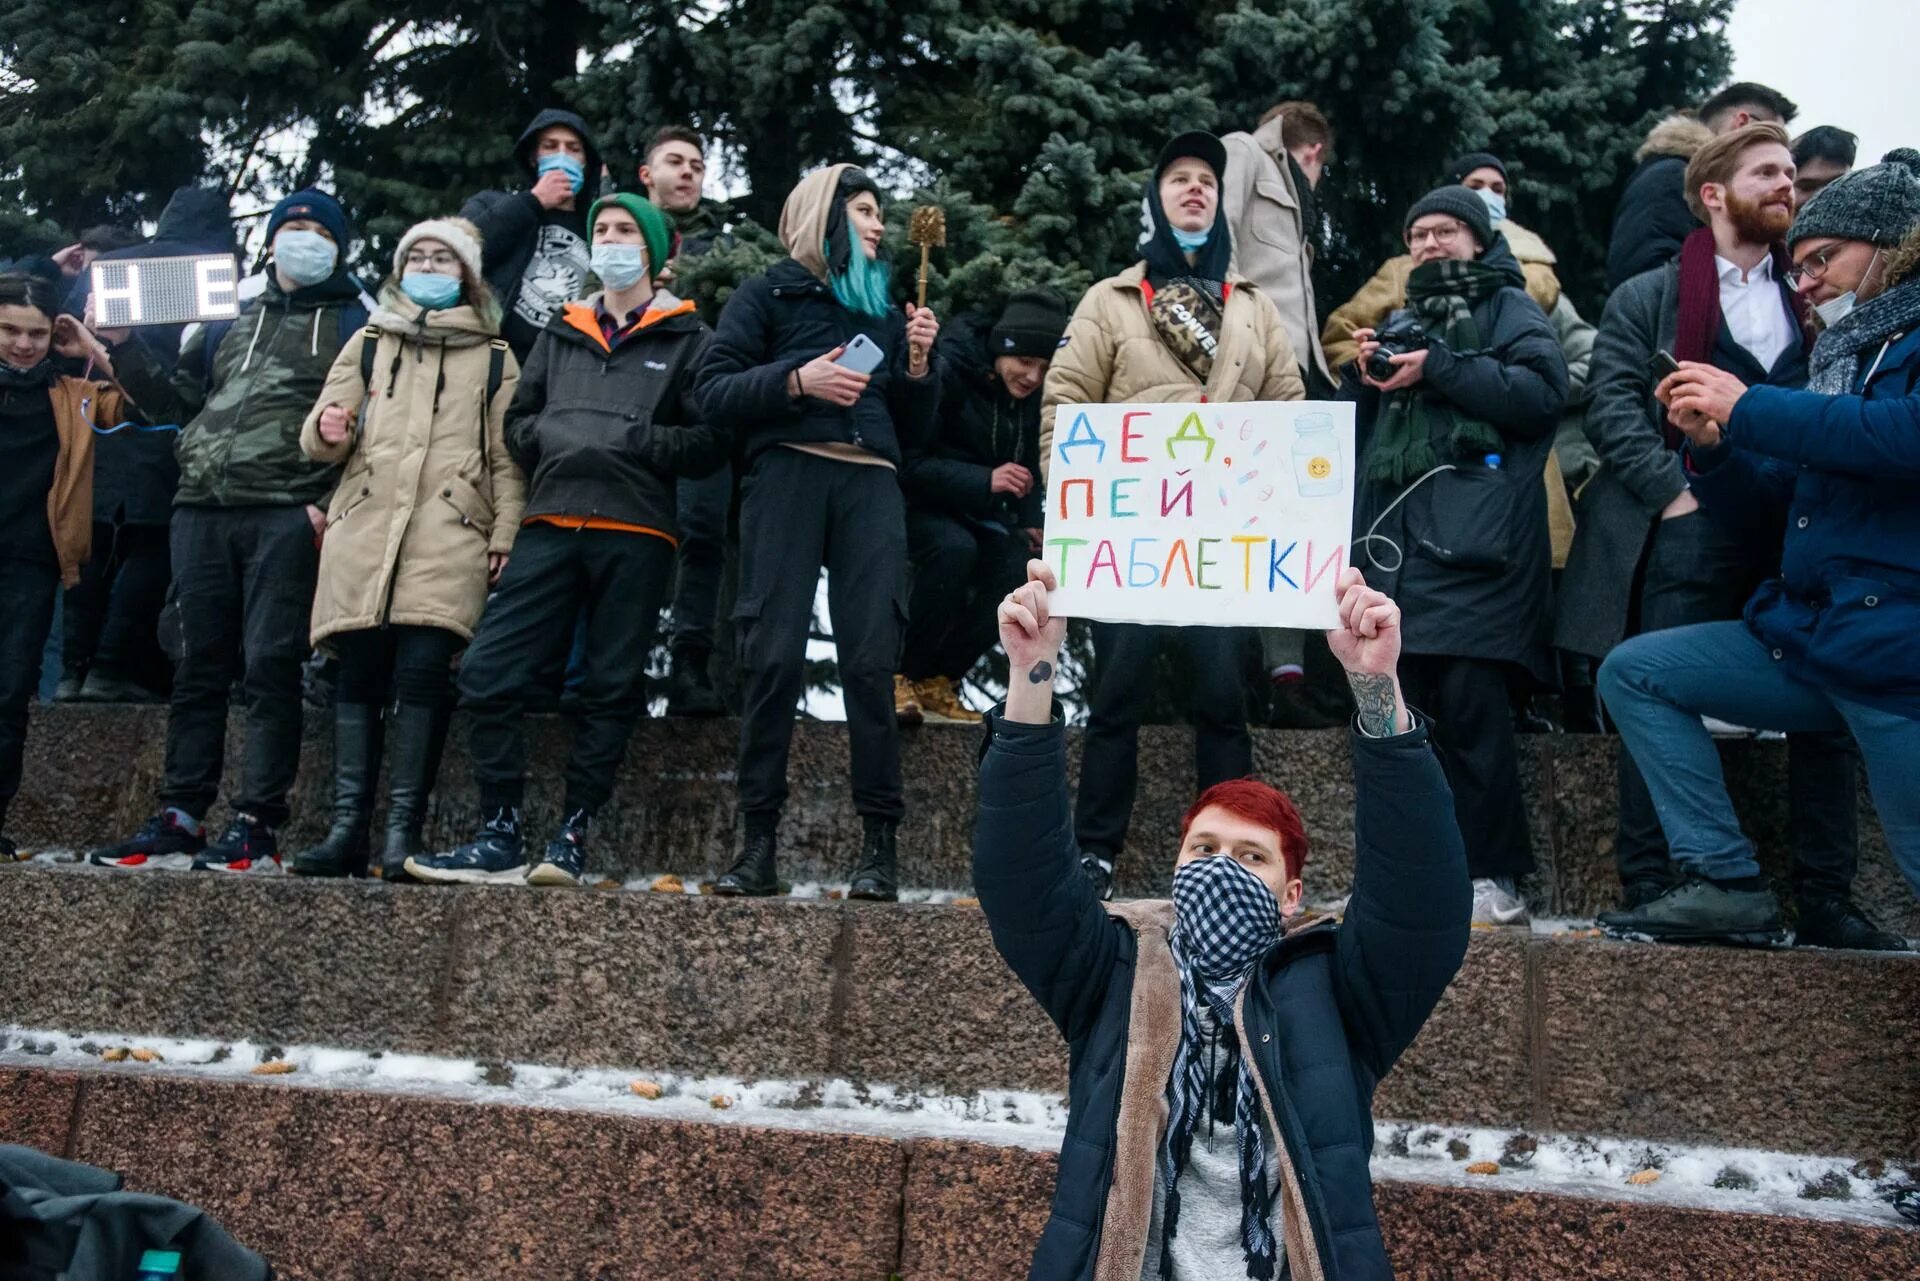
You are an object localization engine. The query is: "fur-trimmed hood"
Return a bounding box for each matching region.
[1636,113,1714,164]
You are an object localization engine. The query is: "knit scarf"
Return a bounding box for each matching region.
[1160,857,1283,1281]
[1364,258,1508,486]
[1806,268,1920,395]
[1670,226,1811,445]
[0,356,57,390]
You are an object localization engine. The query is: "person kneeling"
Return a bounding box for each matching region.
[978,560,1469,1280]
[408,194,726,887]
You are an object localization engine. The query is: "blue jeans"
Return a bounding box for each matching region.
[1598,621,1920,895]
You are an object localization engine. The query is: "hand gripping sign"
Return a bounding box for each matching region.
[1044,401,1355,628]
[89,255,242,328]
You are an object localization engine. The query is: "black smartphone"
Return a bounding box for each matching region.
[1650,349,1681,380]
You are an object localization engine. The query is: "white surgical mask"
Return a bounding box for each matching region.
[1475,188,1507,225]
[1812,248,1883,329]
[274,229,338,288]
[591,243,648,291]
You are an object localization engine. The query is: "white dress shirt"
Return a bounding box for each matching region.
[1716,253,1796,373]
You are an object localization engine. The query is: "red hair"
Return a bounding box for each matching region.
[1179,778,1308,882]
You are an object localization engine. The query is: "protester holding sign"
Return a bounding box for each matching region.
[88,189,366,875]
[978,557,1467,1281]
[1345,184,1568,926]
[1040,130,1305,901]
[288,217,524,883]
[695,164,940,902]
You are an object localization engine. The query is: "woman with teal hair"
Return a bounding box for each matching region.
[694,163,941,903]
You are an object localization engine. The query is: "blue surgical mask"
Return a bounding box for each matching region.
[401,272,462,310]
[537,153,586,195]
[1475,188,1508,224]
[1172,224,1212,251]
[591,243,649,291]
[274,229,338,288]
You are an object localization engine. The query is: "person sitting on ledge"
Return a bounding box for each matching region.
[976,559,1469,1281]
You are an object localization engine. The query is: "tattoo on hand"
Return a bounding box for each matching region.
[1348,672,1398,737]
[1028,661,1054,686]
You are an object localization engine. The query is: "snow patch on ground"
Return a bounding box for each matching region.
[4,1025,1911,1229]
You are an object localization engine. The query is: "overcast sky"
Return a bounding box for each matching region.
[1727,0,1912,167]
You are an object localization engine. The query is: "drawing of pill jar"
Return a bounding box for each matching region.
[1292,413,1341,497]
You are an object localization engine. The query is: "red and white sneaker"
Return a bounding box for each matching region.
[89,810,207,869]
[191,814,282,874]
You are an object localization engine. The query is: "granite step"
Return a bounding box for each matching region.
[11,704,1917,932]
[3,863,1915,1160]
[2,1062,1914,1281]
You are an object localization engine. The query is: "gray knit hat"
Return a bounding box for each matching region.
[1403,185,1494,252]
[1787,149,1920,251]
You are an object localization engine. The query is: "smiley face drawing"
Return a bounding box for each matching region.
[1307,456,1332,480]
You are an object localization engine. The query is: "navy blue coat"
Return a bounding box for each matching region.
[974,710,1469,1280]
[692,258,938,470]
[1693,325,1920,720]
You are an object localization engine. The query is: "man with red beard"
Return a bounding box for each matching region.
[1560,123,1890,949]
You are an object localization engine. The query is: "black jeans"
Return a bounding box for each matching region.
[1074,622,1253,859]
[1399,654,1535,881]
[333,625,462,709]
[459,523,672,816]
[671,463,733,665]
[1615,510,1858,895]
[734,450,907,823]
[62,520,170,687]
[160,506,320,826]
[902,510,1028,683]
[0,557,60,830]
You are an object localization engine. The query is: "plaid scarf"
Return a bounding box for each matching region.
[1161,857,1283,1281]
[1364,257,1509,486]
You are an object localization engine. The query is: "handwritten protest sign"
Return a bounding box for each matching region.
[1044,401,1355,628]
[89,254,242,328]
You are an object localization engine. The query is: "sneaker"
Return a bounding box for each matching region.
[914,676,982,725]
[406,808,528,885]
[1617,879,1672,912]
[77,672,164,704]
[1598,876,1787,946]
[665,661,726,718]
[90,810,207,869]
[1470,878,1530,926]
[527,812,590,887]
[192,814,282,874]
[54,675,85,702]
[893,675,924,728]
[1080,851,1115,902]
[1793,895,1911,952]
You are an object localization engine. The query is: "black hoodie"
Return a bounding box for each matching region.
[459,109,605,357]
[903,311,1044,530]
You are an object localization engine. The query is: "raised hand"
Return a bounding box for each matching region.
[1325,567,1410,736]
[998,558,1066,724]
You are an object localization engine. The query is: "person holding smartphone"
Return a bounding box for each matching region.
[694,164,940,901]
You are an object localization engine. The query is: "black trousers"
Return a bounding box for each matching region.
[0,557,60,830]
[1615,511,1859,895]
[735,450,906,823]
[160,506,319,826]
[62,520,170,687]
[1399,654,1535,881]
[459,523,672,817]
[333,625,462,709]
[671,463,733,664]
[901,510,1028,683]
[1074,622,1253,859]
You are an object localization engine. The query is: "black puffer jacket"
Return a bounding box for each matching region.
[1349,236,1569,683]
[1604,115,1715,292]
[459,109,604,326]
[505,294,727,537]
[903,311,1043,529]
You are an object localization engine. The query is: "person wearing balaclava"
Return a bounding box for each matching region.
[407,193,727,890]
[1038,131,1304,905]
[87,188,367,875]
[977,554,1468,1281]
[694,163,941,903]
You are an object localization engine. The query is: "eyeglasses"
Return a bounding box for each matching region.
[1406,222,1464,248]
[1785,243,1843,288]
[403,251,462,270]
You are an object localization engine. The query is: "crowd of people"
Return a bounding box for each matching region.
[0,79,1912,951]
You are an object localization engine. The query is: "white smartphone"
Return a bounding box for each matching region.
[834,333,885,375]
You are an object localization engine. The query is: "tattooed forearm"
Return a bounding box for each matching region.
[1028,660,1054,685]
[1347,672,1398,738]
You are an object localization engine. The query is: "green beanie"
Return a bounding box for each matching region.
[587,193,673,283]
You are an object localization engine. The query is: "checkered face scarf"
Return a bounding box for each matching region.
[1161,855,1283,1280]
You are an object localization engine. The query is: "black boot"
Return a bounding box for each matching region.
[848,818,899,902]
[666,650,726,718]
[291,704,383,877]
[714,824,779,897]
[1794,895,1911,951]
[379,702,449,884]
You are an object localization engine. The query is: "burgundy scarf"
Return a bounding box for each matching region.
[1668,226,1812,448]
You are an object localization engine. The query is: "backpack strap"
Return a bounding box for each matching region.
[481,338,509,471]
[358,325,384,389]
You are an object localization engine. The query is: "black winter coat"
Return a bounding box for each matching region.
[975,710,1468,1281]
[693,258,939,470]
[1605,155,1698,293]
[1349,240,1569,683]
[903,311,1043,529]
[505,298,727,537]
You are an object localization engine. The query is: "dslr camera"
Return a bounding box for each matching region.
[1366,310,1428,382]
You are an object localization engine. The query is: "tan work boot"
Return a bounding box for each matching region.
[915,676,983,725]
[893,674,924,728]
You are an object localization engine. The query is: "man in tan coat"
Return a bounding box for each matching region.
[1040,130,1304,902]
